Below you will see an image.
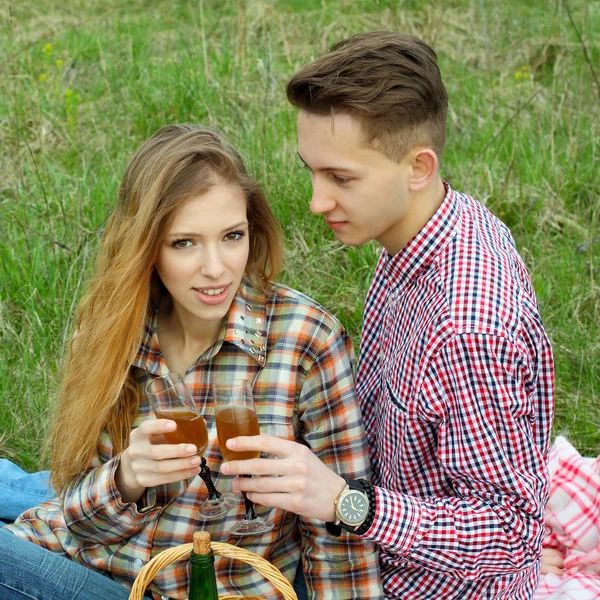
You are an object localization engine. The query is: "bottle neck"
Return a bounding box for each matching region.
[189,551,219,600]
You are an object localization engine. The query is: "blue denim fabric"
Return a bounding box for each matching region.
[293,561,310,600]
[0,459,54,524]
[0,527,138,600]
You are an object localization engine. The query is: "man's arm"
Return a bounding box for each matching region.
[225,332,552,581]
[223,322,383,598]
[360,332,551,578]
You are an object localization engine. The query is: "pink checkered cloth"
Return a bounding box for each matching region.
[534,436,600,600]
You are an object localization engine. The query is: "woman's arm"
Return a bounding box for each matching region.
[62,418,201,544]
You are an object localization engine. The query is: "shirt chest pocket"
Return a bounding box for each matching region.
[255,411,294,443]
[381,379,441,494]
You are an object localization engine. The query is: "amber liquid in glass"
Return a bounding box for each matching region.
[215,405,260,462]
[154,408,209,454]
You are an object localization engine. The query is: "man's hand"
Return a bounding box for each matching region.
[540,547,565,576]
[220,433,347,522]
[116,419,202,504]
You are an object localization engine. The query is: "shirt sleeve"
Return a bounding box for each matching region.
[362,332,550,581]
[297,321,384,599]
[61,431,163,544]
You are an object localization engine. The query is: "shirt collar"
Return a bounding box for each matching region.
[380,181,460,292]
[222,277,268,366]
[131,277,268,373]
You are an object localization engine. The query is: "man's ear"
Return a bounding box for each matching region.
[409,148,438,191]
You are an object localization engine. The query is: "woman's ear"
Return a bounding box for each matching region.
[409,148,439,191]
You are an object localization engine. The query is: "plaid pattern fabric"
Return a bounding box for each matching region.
[7,280,383,599]
[534,436,600,599]
[356,184,555,599]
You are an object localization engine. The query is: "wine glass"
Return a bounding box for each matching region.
[213,380,274,536]
[146,373,238,519]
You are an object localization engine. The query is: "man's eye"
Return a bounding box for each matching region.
[172,239,193,249]
[333,174,350,184]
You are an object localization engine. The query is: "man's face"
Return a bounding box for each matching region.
[297,110,413,255]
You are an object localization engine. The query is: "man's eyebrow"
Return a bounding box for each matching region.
[167,221,249,237]
[296,151,355,173]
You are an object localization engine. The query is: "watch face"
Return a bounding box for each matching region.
[338,490,368,526]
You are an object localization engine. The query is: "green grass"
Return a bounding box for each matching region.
[1,0,598,469]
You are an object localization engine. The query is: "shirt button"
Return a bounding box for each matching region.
[134,558,144,567]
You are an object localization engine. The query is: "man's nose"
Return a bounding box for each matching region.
[309,181,336,215]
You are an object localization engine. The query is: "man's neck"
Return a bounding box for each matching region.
[382,177,446,256]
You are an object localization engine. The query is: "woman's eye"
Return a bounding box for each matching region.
[172,239,193,249]
[224,231,245,242]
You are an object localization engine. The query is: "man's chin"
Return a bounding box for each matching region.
[333,229,367,247]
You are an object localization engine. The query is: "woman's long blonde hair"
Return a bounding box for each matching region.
[49,124,283,493]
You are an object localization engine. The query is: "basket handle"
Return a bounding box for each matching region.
[129,541,298,600]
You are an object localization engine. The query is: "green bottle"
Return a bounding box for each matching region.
[189,531,219,600]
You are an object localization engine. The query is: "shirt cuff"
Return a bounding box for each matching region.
[108,454,158,516]
[63,455,158,542]
[361,485,423,555]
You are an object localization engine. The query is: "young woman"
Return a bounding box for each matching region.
[0,125,382,600]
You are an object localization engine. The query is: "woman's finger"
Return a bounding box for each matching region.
[136,466,202,488]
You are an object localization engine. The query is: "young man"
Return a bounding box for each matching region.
[221,31,554,599]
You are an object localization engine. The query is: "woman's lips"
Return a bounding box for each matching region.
[192,284,230,305]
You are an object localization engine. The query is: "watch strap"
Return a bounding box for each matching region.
[353,478,375,535]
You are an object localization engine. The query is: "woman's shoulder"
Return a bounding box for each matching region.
[265,282,345,337]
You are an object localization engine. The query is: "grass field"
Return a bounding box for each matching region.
[1,0,598,470]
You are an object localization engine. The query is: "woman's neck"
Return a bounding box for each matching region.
[157,298,223,375]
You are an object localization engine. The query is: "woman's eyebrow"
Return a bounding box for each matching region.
[166,221,249,238]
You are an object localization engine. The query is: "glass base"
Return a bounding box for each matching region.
[198,493,239,520]
[229,517,275,536]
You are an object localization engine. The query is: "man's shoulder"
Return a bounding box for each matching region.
[431,190,535,339]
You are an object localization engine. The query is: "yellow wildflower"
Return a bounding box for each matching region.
[515,71,523,80]
[44,44,53,55]
[56,59,63,68]
[39,73,47,82]
[65,88,73,98]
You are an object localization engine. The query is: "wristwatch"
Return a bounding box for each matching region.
[325,475,375,537]
[334,476,369,529]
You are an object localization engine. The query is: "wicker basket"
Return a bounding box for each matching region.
[129,539,298,600]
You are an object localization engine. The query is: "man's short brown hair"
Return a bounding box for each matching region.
[287,31,448,162]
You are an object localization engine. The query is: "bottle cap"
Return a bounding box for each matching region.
[193,531,212,555]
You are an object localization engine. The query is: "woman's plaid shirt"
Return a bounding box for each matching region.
[7,281,383,599]
[356,184,554,599]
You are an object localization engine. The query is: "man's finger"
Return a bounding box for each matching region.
[221,456,289,477]
[244,491,298,514]
[225,433,294,456]
[232,473,304,495]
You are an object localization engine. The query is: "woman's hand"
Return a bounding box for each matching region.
[220,433,347,522]
[115,419,202,504]
[540,547,565,576]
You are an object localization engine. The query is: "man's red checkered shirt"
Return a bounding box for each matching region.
[356,183,554,599]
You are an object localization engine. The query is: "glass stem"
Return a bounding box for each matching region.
[241,474,256,520]
[198,456,221,501]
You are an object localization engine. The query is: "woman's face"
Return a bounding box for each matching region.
[155,184,250,329]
